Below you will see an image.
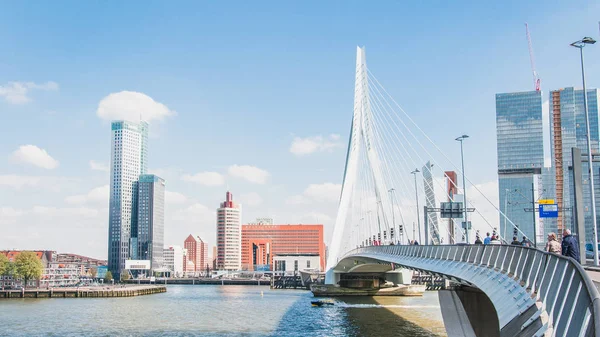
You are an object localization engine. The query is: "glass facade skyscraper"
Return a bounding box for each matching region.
[137,174,165,271]
[496,91,544,243]
[550,87,600,243]
[108,120,149,278]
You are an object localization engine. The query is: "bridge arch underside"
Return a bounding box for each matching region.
[337,253,545,337]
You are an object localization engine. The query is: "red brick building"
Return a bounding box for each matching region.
[241,224,325,271]
[183,235,208,274]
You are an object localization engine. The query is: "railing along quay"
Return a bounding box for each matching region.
[342,244,600,337]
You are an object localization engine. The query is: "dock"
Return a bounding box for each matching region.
[0,285,166,299]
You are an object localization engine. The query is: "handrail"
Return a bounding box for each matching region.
[342,244,600,337]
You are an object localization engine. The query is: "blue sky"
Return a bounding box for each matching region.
[1,1,599,258]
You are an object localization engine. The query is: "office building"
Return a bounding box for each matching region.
[241,223,325,271]
[137,174,165,271]
[107,120,148,278]
[550,87,600,240]
[163,246,184,277]
[184,235,209,275]
[496,91,544,243]
[216,192,242,270]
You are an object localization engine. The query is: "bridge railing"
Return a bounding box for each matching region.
[343,244,600,337]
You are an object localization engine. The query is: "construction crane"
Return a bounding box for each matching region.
[525,23,541,91]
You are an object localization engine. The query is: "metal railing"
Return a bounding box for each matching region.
[342,244,600,337]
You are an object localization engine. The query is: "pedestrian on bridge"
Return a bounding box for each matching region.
[561,229,581,262]
[483,232,491,245]
[511,236,521,245]
[545,232,561,254]
[490,235,501,245]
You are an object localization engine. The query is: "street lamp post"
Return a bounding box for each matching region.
[456,135,470,243]
[571,36,598,266]
[388,188,397,244]
[411,169,422,244]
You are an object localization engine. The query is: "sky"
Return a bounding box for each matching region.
[0,1,599,259]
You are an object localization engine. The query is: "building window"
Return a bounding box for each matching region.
[306,260,310,268]
[294,260,298,271]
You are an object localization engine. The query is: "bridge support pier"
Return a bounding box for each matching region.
[439,287,499,337]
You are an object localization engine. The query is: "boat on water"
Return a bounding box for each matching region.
[311,299,335,307]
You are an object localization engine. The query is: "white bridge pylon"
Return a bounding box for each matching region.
[325,47,394,284]
[325,47,528,284]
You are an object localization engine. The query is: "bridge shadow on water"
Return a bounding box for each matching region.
[271,293,446,337]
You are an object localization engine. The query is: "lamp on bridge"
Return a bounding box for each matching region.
[455,134,470,243]
[570,36,598,266]
[410,168,422,244]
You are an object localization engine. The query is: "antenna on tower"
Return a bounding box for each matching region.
[525,23,541,91]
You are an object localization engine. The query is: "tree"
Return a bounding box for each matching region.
[0,254,9,276]
[14,251,43,288]
[104,271,113,283]
[89,267,97,278]
[121,272,130,281]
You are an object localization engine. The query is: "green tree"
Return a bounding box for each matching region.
[0,254,9,276]
[121,272,130,281]
[89,267,97,278]
[104,271,113,283]
[14,251,43,288]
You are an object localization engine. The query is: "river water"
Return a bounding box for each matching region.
[0,285,447,336]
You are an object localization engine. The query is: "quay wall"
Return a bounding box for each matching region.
[0,285,166,299]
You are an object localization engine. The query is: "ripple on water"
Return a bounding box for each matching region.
[0,286,446,337]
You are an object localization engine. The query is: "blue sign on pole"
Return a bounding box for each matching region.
[539,204,559,218]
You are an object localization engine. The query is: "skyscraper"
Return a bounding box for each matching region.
[137,174,165,271]
[108,120,148,278]
[550,87,600,241]
[216,192,241,271]
[422,161,440,244]
[496,91,544,243]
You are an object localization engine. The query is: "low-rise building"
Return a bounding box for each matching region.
[273,254,321,276]
[40,262,79,287]
[163,245,184,277]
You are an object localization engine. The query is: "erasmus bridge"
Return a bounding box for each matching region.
[324,47,600,337]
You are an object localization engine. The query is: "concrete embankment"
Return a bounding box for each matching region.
[125,278,270,286]
[0,285,166,299]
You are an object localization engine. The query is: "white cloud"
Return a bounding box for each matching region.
[96,91,175,123]
[285,195,310,205]
[0,175,78,192]
[32,206,99,218]
[303,183,341,202]
[165,191,188,204]
[0,81,58,104]
[290,134,343,156]
[10,145,59,169]
[286,182,341,205]
[239,192,263,206]
[228,165,270,184]
[65,185,109,205]
[89,160,109,172]
[181,172,225,186]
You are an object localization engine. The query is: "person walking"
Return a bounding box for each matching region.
[561,229,581,262]
[545,232,561,254]
[521,236,533,248]
[490,235,501,245]
[483,232,491,245]
[511,236,521,245]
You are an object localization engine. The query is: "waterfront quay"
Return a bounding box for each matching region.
[0,285,166,299]
[125,278,270,286]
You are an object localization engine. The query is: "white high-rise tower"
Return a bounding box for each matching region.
[216,191,242,271]
[108,120,148,278]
